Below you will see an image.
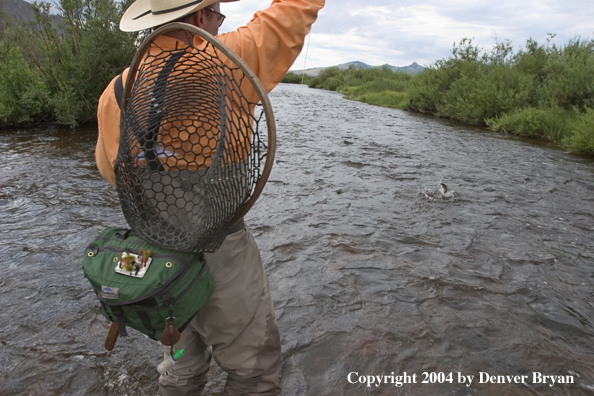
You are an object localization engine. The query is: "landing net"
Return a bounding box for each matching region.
[115,23,275,253]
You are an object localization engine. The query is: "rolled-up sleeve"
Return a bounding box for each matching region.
[219,0,325,93]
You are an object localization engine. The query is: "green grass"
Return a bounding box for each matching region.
[344,90,410,109]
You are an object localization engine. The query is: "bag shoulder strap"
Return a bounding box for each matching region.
[113,51,184,110]
[116,51,185,171]
[114,73,124,110]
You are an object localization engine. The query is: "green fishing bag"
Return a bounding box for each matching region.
[82,227,213,341]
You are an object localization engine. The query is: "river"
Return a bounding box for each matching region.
[1,83,593,395]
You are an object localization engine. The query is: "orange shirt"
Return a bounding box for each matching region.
[96,0,324,186]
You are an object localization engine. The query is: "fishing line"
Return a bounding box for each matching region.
[262,29,312,250]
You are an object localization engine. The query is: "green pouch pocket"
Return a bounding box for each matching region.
[82,227,213,341]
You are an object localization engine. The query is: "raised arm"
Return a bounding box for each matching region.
[218,0,325,93]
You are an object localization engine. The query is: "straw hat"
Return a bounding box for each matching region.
[120,0,238,32]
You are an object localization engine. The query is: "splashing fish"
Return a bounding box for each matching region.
[422,183,455,200]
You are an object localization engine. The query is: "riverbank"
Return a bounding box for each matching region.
[282,36,594,155]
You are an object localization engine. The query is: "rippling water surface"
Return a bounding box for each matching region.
[1,84,593,395]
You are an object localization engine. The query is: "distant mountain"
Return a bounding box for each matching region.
[291,61,425,76]
[384,62,425,75]
[0,0,36,22]
[0,0,61,24]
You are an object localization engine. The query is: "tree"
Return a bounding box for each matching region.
[21,0,139,126]
[0,42,50,125]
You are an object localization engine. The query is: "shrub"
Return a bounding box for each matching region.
[281,72,310,84]
[0,43,50,126]
[317,66,341,80]
[541,39,594,111]
[307,76,322,89]
[486,105,572,141]
[10,0,140,126]
[563,107,594,152]
[407,67,447,114]
[320,76,344,91]
[438,62,535,125]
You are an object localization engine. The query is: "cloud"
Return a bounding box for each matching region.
[219,0,594,69]
[349,6,393,24]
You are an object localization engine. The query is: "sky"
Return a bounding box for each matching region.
[218,0,594,70]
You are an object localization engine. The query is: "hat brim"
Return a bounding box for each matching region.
[120,0,238,32]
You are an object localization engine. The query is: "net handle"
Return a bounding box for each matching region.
[121,22,277,225]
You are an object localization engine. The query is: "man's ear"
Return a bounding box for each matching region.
[182,11,200,27]
[194,9,207,28]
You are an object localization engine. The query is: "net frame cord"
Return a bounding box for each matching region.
[263,30,312,250]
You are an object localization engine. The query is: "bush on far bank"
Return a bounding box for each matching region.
[409,36,594,153]
[0,0,139,128]
[0,43,50,126]
[281,72,312,85]
[283,35,594,154]
[563,108,594,153]
[486,105,573,141]
[284,65,413,110]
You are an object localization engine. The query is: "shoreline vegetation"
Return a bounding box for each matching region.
[0,0,139,128]
[0,1,592,155]
[282,36,594,155]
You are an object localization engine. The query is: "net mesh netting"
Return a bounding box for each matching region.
[115,27,272,253]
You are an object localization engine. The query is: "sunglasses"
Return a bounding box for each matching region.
[205,7,226,27]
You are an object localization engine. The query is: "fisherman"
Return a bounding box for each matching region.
[95,0,324,394]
